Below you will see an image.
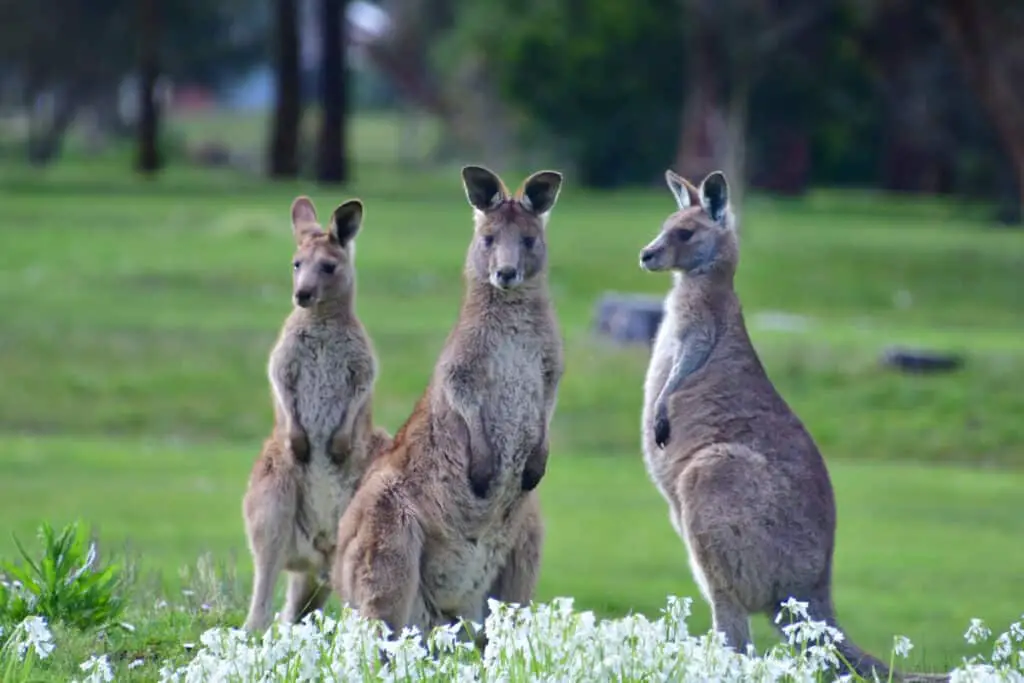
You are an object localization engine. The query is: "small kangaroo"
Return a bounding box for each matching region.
[242,196,391,634]
[331,165,564,639]
[639,170,896,680]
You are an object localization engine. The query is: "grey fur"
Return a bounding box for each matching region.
[639,170,899,681]
[331,166,564,641]
[242,196,391,634]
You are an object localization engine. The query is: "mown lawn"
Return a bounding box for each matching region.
[0,152,1022,679]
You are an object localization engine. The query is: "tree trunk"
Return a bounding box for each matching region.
[136,0,161,175]
[268,0,302,179]
[316,0,350,183]
[939,0,1024,223]
[27,87,80,166]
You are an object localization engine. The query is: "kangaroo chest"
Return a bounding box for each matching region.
[478,337,546,467]
[288,333,362,451]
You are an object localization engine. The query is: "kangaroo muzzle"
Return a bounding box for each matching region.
[639,239,667,272]
[490,265,522,289]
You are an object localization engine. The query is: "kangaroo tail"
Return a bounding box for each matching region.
[795,594,896,681]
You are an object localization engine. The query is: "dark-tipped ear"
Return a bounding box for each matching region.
[461,165,508,212]
[699,171,730,223]
[330,199,364,245]
[518,170,563,216]
[665,170,699,210]
[291,196,321,242]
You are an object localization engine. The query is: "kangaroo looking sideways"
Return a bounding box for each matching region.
[331,165,563,639]
[638,169,903,681]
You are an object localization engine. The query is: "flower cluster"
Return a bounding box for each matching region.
[2,597,1023,682]
[155,596,1024,683]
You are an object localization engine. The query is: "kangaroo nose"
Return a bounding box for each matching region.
[496,266,518,284]
[295,289,314,306]
[640,249,655,264]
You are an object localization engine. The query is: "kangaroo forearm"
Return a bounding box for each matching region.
[464,408,497,499]
[655,331,714,412]
[521,427,548,492]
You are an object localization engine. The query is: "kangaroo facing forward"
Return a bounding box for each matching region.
[639,170,896,681]
[331,165,563,639]
[242,196,390,634]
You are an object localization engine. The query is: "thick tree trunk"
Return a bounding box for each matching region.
[316,0,350,183]
[268,0,302,179]
[136,0,161,175]
[939,0,1024,222]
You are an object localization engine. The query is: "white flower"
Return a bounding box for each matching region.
[77,654,114,683]
[966,618,993,645]
[992,632,1013,663]
[128,658,145,670]
[13,615,55,660]
[893,634,914,658]
[775,597,812,628]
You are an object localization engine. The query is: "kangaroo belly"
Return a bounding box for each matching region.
[421,527,516,616]
[290,459,358,572]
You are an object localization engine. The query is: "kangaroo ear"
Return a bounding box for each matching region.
[330,199,364,245]
[665,170,700,210]
[699,171,730,223]
[291,196,321,243]
[518,170,563,217]
[461,165,509,213]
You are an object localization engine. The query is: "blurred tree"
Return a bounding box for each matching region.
[437,0,686,187]
[936,0,1024,223]
[268,0,302,178]
[673,0,830,212]
[315,0,350,183]
[136,0,162,174]
[0,0,266,165]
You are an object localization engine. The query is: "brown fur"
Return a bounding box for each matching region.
[242,196,392,634]
[331,165,564,639]
[639,170,902,680]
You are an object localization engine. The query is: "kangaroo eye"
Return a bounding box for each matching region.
[482,235,494,248]
[522,236,536,249]
[293,260,301,270]
[676,229,694,242]
[320,262,337,275]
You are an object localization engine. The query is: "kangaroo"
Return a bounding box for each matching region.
[638,170,898,681]
[242,196,391,634]
[331,165,564,640]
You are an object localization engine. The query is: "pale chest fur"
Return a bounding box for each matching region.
[420,518,522,620]
[268,320,374,454]
[480,334,546,461]
[641,289,681,496]
[291,457,362,571]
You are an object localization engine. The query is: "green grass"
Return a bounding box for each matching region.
[0,150,1022,678]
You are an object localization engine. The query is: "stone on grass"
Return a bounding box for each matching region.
[881,347,964,374]
[593,293,664,346]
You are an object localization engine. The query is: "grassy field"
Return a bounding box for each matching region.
[0,136,1022,677]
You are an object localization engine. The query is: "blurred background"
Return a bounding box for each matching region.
[0,0,1022,677]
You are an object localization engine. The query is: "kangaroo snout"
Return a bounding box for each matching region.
[639,246,661,271]
[294,288,315,307]
[492,266,521,289]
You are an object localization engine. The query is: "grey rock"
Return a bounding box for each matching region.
[593,293,664,346]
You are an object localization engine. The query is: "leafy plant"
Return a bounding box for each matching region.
[0,521,128,633]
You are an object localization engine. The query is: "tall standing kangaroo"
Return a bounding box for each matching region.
[242,196,391,634]
[638,170,895,680]
[331,165,563,639]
